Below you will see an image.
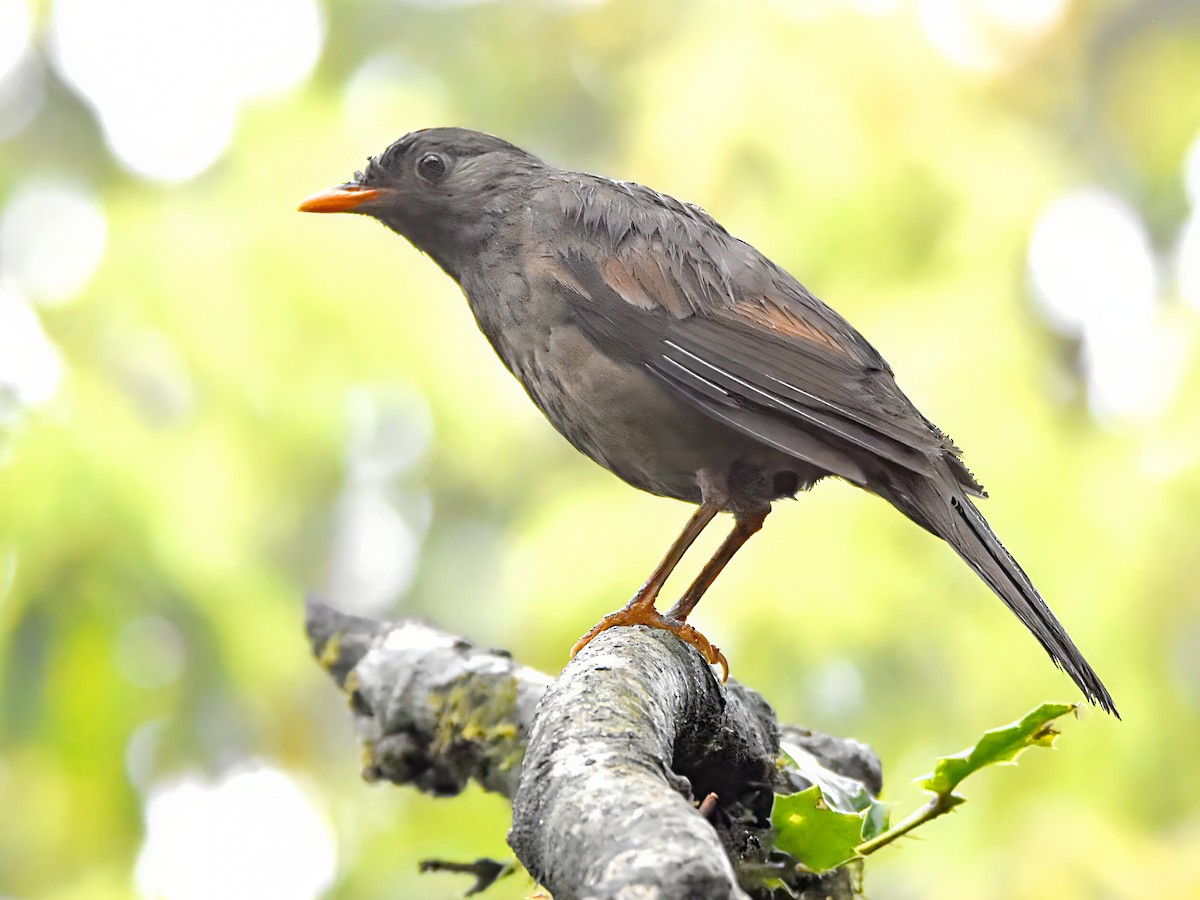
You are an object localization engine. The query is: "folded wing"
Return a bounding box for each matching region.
[536,176,982,496]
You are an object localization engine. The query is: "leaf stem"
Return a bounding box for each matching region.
[855,793,962,858]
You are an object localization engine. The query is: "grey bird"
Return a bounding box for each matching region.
[299,127,1117,715]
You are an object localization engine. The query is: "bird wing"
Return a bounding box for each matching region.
[535,175,984,495]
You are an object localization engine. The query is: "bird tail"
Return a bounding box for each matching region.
[881,474,1118,716]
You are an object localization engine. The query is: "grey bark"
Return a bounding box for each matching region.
[307,600,881,900]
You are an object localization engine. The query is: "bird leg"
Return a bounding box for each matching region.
[664,504,769,624]
[571,500,769,680]
[630,502,720,608]
[570,503,720,667]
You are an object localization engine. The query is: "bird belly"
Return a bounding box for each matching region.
[514,323,805,504]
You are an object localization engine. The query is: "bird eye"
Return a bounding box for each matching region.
[417,153,447,181]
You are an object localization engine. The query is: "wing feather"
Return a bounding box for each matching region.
[534,175,985,495]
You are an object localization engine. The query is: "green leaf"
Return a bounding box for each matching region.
[855,701,1082,860]
[772,786,865,872]
[860,794,890,842]
[919,702,1077,798]
[779,740,890,840]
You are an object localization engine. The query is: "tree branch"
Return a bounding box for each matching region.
[307,600,882,900]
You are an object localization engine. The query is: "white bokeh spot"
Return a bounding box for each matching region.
[135,765,336,900]
[0,288,65,414]
[326,386,433,615]
[0,0,31,85]
[49,0,324,182]
[0,181,107,305]
[1028,187,1181,421]
[919,0,1068,71]
[1029,188,1156,334]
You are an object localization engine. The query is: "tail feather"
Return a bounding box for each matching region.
[882,474,1118,716]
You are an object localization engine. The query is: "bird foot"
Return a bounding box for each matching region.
[570,603,729,682]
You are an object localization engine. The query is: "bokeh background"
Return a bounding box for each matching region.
[2,0,1198,897]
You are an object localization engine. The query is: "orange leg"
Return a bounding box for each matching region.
[665,506,768,623]
[655,506,769,679]
[571,503,719,663]
[571,504,769,681]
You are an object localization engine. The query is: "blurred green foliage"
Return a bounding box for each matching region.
[2,1,1199,898]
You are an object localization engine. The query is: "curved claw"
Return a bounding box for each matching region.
[677,622,729,683]
[571,604,729,682]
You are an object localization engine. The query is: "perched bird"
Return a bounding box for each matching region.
[299,127,1117,715]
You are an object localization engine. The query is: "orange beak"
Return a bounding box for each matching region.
[297,184,390,213]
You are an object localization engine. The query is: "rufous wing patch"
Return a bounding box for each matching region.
[529,248,689,316]
[598,249,691,316]
[725,298,849,356]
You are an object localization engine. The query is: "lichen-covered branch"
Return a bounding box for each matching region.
[307,600,881,900]
[306,599,550,798]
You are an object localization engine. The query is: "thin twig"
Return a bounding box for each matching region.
[856,793,964,857]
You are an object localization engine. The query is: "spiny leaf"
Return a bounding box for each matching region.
[918,702,1077,798]
[779,740,890,840]
[771,786,865,873]
[855,702,1082,861]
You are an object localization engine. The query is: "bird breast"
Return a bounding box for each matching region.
[455,212,818,509]
[514,320,804,505]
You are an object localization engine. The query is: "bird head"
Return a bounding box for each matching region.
[298,127,544,279]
